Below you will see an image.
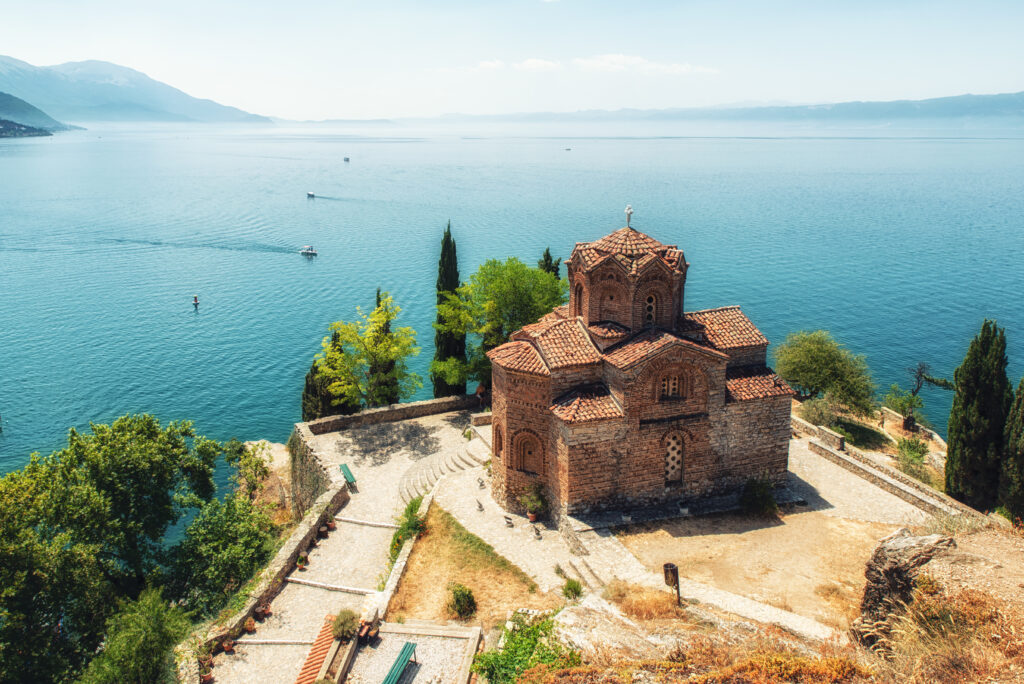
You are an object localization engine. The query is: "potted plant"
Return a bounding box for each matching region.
[200,663,214,683]
[518,485,546,522]
[244,617,256,634]
[326,519,337,531]
[259,602,273,618]
[296,552,309,570]
[222,638,234,654]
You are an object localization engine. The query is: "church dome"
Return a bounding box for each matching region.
[590,226,666,258]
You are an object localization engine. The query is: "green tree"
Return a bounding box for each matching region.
[883,384,925,430]
[76,588,189,684]
[999,376,1024,520]
[171,493,274,615]
[537,247,561,277]
[433,257,567,387]
[432,222,467,398]
[773,330,875,416]
[44,415,219,592]
[945,320,1013,510]
[302,331,359,421]
[224,439,270,500]
[316,291,421,410]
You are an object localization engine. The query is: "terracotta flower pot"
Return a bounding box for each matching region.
[200,672,214,683]
[527,512,537,522]
[326,520,337,531]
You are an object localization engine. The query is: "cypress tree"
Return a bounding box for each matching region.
[431,222,467,397]
[945,320,1012,510]
[538,247,561,277]
[369,287,401,406]
[999,377,1024,520]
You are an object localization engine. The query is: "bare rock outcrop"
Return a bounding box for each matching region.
[552,595,667,663]
[851,527,955,648]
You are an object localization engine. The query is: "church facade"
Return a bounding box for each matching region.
[486,219,794,518]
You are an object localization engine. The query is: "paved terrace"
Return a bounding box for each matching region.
[211,412,481,684]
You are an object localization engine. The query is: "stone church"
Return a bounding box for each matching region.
[486,216,794,517]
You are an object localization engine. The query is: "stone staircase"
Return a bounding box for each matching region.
[399,437,490,504]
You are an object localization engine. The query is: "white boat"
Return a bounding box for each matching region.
[307,191,315,198]
[300,245,318,256]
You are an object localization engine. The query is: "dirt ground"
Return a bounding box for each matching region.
[617,508,899,629]
[245,440,293,526]
[387,504,563,630]
[925,525,1024,621]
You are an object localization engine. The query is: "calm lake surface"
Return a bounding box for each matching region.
[2,123,1023,474]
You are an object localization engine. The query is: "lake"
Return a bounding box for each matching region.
[1,122,1023,475]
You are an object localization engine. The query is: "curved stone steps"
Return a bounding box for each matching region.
[399,440,489,504]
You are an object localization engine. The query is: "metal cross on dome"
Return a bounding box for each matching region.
[625,204,633,228]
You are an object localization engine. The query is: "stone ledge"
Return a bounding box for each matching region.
[470,411,493,426]
[303,395,478,435]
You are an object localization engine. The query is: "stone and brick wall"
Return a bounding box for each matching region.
[304,395,478,435]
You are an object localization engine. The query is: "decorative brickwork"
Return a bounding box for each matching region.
[487,222,794,518]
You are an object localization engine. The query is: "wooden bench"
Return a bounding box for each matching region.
[340,464,357,490]
[381,641,417,684]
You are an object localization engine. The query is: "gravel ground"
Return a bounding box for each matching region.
[209,642,312,684]
[346,633,469,684]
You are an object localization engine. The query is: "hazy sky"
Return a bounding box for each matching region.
[3,0,1023,119]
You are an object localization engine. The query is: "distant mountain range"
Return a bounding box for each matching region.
[0,56,270,124]
[413,91,1024,125]
[0,117,50,138]
[0,91,70,130]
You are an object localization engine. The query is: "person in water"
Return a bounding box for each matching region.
[193,295,199,307]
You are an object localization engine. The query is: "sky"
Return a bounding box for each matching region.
[2,0,1023,120]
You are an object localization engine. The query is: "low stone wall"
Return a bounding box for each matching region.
[817,426,846,451]
[881,407,947,449]
[175,485,350,682]
[288,422,332,518]
[305,395,478,435]
[470,411,492,427]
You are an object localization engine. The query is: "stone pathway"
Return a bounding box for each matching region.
[212,412,475,684]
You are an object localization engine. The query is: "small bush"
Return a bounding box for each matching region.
[799,397,836,427]
[388,496,425,563]
[472,615,581,684]
[562,578,582,600]
[740,477,778,517]
[447,582,477,619]
[896,437,933,483]
[332,609,359,641]
[603,580,685,620]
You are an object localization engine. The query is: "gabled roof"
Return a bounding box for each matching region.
[571,226,685,274]
[486,341,549,376]
[604,327,728,370]
[550,385,623,423]
[516,318,602,369]
[725,366,794,402]
[682,306,769,350]
[587,320,630,341]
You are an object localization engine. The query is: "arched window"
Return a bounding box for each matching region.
[573,284,583,318]
[514,433,543,475]
[660,374,684,400]
[493,423,504,459]
[664,432,684,484]
[645,294,657,324]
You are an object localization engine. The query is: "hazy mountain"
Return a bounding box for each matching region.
[417,91,1024,124]
[0,91,70,130]
[0,117,50,138]
[0,56,271,124]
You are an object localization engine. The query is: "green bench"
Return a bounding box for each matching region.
[381,641,417,684]
[340,464,357,490]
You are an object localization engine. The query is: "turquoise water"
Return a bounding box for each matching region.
[2,124,1023,473]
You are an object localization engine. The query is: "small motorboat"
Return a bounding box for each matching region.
[307,191,315,198]
[299,245,318,256]
[343,157,350,162]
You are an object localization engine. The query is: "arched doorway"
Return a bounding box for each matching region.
[664,432,683,484]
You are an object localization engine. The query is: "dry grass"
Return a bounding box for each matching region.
[387,504,561,629]
[872,586,1024,683]
[603,581,688,621]
[814,583,862,630]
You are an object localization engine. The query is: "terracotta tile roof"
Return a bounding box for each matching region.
[518,318,602,369]
[487,341,549,376]
[604,328,727,370]
[552,304,570,319]
[726,366,795,402]
[683,306,769,350]
[551,385,623,423]
[294,615,335,684]
[571,227,685,274]
[587,321,630,340]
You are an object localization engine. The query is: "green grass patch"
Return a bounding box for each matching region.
[834,418,889,450]
[432,506,537,591]
[472,614,579,684]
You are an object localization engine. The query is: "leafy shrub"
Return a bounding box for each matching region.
[388,496,425,563]
[472,615,581,684]
[740,477,778,517]
[896,437,931,482]
[447,582,477,619]
[798,397,836,427]
[562,578,582,600]
[518,483,546,514]
[332,609,359,641]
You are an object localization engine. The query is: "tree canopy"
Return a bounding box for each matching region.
[946,319,1013,510]
[773,330,875,416]
[537,247,561,277]
[316,291,421,410]
[432,257,567,387]
[1000,377,1024,522]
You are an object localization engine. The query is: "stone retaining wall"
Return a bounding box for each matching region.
[305,395,478,435]
[288,422,332,518]
[175,484,350,682]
